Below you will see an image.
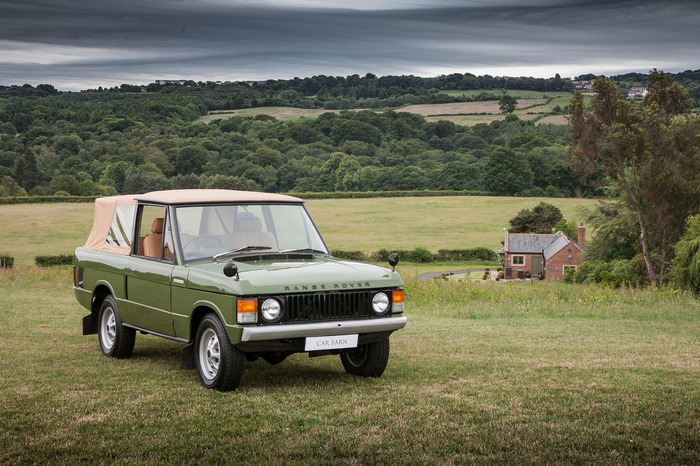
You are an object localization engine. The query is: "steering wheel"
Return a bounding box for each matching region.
[182,234,224,252]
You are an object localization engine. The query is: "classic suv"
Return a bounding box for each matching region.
[73,189,406,391]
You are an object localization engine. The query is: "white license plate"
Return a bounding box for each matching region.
[305,334,358,351]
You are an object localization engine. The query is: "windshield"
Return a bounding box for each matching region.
[174,203,328,262]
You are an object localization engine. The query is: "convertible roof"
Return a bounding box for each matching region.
[84,190,302,254]
[134,189,302,204]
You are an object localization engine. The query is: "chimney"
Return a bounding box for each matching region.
[578,222,585,248]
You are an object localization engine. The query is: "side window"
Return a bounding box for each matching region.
[136,205,169,260]
[106,204,135,248]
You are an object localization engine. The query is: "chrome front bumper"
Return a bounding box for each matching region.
[240,316,407,342]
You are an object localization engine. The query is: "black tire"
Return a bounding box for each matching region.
[340,338,390,377]
[98,295,135,359]
[195,313,244,391]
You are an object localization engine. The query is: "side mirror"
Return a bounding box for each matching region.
[223,262,239,279]
[388,252,399,272]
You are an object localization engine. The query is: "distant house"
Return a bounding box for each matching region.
[572,80,594,90]
[628,86,647,97]
[498,223,586,281]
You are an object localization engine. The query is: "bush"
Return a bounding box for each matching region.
[0,255,14,268]
[35,255,73,267]
[330,250,368,261]
[435,247,498,262]
[566,257,655,287]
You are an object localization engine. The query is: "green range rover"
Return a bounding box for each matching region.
[73,189,406,391]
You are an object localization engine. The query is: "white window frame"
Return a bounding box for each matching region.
[563,265,577,273]
[511,255,525,265]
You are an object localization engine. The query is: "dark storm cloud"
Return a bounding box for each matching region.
[0,0,699,89]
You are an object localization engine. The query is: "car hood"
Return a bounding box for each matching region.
[185,256,403,295]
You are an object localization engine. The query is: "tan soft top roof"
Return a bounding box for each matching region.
[134,189,302,204]
[84,190,303,254]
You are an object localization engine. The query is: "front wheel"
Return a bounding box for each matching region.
[340,338,390,377]
[98,295,135,359]
[195,314,244,391]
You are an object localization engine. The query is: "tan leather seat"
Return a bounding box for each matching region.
[231,217,277,250]
[143,218,163,258]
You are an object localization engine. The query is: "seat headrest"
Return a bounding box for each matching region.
[151,218,164,234]
[236,217,262,232]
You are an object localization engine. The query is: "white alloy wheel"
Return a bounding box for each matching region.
[100,305,117,351]
[198,327,221,382]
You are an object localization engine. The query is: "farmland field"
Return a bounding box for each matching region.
[0,196,597,266]
[196,89,578,126]
[1,268,698,464]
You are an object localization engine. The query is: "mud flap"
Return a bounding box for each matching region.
[181,344,196,370]
[82,313,98,335]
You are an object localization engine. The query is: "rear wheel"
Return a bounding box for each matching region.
[195,313,244,391]
[98,295,135,359]
[340,338,390,377]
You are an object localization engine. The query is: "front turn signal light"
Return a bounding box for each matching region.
[237,298,258,324]
[392,290,404,314]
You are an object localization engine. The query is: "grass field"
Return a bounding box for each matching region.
[0,196,597,266]
[1,268,698,463]
[196,89,579,126]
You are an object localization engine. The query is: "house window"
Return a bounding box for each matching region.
[563,265,577,273]
[512,255,524,265]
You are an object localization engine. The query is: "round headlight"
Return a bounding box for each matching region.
[261,298,282,322]
[372,292,390,315]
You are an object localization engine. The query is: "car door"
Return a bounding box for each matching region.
[125,204,176,336]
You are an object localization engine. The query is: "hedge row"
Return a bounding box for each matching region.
[0,255,14,268]
[286,190,493,200]
[331,247,498,263]
[0,196,97,205]
[0,190,494,205]
[35,255,74,267]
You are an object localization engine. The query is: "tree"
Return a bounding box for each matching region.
[483,147,533,195]
[508,202,563,233]
[499,94,517,114]
[568,70,700,282]
[671,215,700,295]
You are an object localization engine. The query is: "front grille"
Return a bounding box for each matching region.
[256,290,391,324]
[284,291,372,322]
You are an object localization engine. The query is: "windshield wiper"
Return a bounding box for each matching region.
[278,248,328,255]
[213,246,272,260]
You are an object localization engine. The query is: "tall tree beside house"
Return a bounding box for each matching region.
[568,70,700,282]
[508,202,563,233]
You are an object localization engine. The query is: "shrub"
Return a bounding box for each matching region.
[435,247,498,262]
[35,255,73,267]
[0,255,14,268]
[331,250,367,261]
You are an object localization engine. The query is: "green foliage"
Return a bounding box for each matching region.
[508,202,563,233]
[34,255,73,267]
[569,71,700,281]
[498,94,518,113]
[565,255,658,288]
[375,247,497,263]
[582,200,640,262]
[0,255,14,268]
[435,247,499,262]
[671,215,700,295]
[483,147,533,195]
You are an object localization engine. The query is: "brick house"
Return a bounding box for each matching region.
[498,223,586,281]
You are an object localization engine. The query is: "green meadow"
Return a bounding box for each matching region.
[0,268,698,464]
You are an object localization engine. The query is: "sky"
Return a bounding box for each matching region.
[0,0,699,90]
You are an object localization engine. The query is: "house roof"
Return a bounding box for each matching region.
[498,231,582,258]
